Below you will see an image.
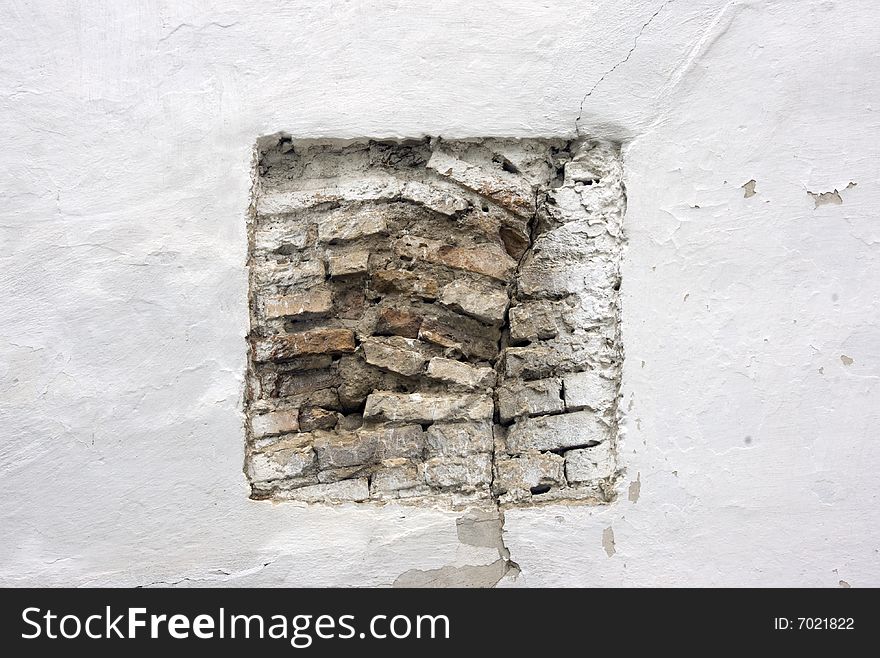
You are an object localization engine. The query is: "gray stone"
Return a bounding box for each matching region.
[250,409,299,438]
[363,392,494,424]
[425,357,495,390]
[370,458,423,494]
[247,445,315,484]
[368,425,426,460]
[505,411,611,453]
[279,478,370,502]
[564,442,616,483]
[328,250,370,277]
[361,336,428,377]
[424,454,492,490]
[264,288,333,320]
[496,378,563,423]
[312,431,378,468]
[425,422,494,457]
[438,279,509,324]
[317,206,387,243]
[493,453,564,495]
[563,370,617,412]
[509,300,559,342]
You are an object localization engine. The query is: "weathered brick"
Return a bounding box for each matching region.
[363,392,493,424]
[418,317,499,361]
[563,370,616,412]
[247,445,315,483]
[253,258,325,290]
[254,328,356,361]
[505,411,610,453]
[250,409,299,438]
[264,288,333,320]
[494,453,565,494]
[426,357,495,390]
[496,378,563,423]
[370,269,439,300]
[509,300,559,342]
[564,442,615,483]
[359,425,426,460]
[425,422,494,457]
[502,345,555,379]
[328,250,370,277]
[361,336,428,377]
[427,149,535,218]
[374,307,422,338]
[424,454,492,489]
[312,431,377,469]
[438,279,509,324]
[370,458,423,494]
[394,235,517,281]
[317,206,387,243]
[279,478,370,502]
[298,407,338,432]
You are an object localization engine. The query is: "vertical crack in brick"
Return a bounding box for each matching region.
[244,137,625,508]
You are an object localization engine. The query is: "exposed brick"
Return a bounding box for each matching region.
[509,300,560,342]
[247,445,315,484]
[250,409,299,438]
[298,407,339,432]
[361,336,428,377]
[494,453,565,495]
[438,279,509,324]
[505,411,611,453]
[426,357,495,390]
[423,454,492,490]
[278,478,370,502]
[363,392,494,424]
[425,422,494,457]
[312,431,377,469]
[370,458,423,494]
[370,269,440,300]
[564,442,615,483]
[328,250,370,277]
[496,378,563,423]
[265,288,333,320]
[563,370,617,412]
[254,329,356,361]
[317,206,388,243]
[394,235,517,281]
[374,307,423,339]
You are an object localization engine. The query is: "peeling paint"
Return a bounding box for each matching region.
[839,579,851,588]
[602,526,616,557]
[807,189,843,207]
[628,473,641,503]
[393,559,510,588]
[840,355,854,366]
[741,179,757,198]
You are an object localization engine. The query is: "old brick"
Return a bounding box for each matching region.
[394,235,517,281]
[298,407,339,432]
[496,378,563,423]
[494,453,565,494]
[425,422,494,457]
[274,368,340,398]
[427,149,535,218]
[318,465,371,483]
[423,454,492,490]
[254,328,356,361]
[363,392,493,424]
[247,445,315,483]
[370,269,439,300]
[364,425,426,460]
[370,458,423,494]
[253,258,325,290]
[506,411,611,453]
[502,345,555,379]
[563,370,616,412]
[279,478,370,502]
[375,307,422,338]
[509,300,559,342]
[312,431,377,469]
[250,409,299,438]
[425,357,495,390]
[438,279,509,324]
[317,206,387,243]
[564,442,615,483]
[418,317,499,361]
[361,336,428,377]
[264,288,333,320]
[328,250,371,277]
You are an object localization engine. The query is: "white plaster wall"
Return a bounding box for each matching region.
[1,0,877,586]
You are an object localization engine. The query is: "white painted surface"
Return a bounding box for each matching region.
[1,0,877,586]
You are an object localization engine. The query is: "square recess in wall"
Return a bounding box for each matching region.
[245,136,625,508]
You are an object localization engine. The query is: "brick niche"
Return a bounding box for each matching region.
[245,137,625,507]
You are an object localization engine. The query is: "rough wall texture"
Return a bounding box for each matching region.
[246,138,625,506]
[2,1,878,588]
